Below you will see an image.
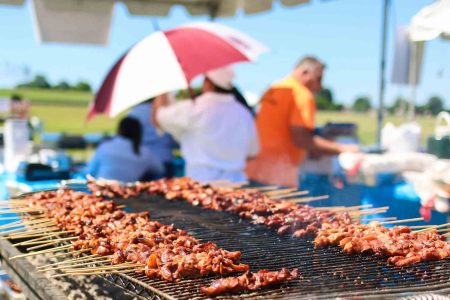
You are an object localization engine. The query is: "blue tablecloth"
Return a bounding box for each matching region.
[0,172,84,226]
[300,174,449,227]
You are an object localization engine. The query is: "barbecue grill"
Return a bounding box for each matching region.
[2,190,450,300]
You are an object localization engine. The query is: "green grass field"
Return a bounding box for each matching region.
[0,88,437,145]
[316,111,435,145]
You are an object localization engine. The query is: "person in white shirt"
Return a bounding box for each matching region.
[152,67,259,183]
[85,117,164,182]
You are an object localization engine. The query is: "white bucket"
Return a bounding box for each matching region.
[4,119,30,172]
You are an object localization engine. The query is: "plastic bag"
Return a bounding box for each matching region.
[381,122,422,152]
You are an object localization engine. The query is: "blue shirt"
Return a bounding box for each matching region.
[85,136,163,182]
[127,102,177,164]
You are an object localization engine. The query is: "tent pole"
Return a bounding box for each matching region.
[408,42,418,121]
[377,0,390,147]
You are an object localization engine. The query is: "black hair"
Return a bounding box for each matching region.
[118,117,142,155]
[231,87,255,117]
[204,78,255,116]
[205,77,233,94]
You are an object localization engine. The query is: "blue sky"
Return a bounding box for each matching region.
[0,0,448,107]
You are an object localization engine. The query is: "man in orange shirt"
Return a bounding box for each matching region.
[246,56,358,187]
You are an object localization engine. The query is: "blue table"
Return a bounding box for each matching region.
[0,172,84,226]
[300,174,449,227]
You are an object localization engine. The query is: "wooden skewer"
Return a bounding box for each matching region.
[63,263,144,273]
[413,222,450,233]
[39,259,111,272]
[0,216,21,221]
[27,240,70,251]
[265,188,297,196]
[319,204,373,212]
[408,225,434,229]
[206,179,231,185]
[274,190,309,199]
[0,208,44,214]
[38,254,101,269]
[226,182,249,189]
[0,220,23,230]
[361,217,397,222]
[437,228,450,233]
[434,222,450,229]
[245,185,279,192]
[50,269,136,278]
[25,236,77,247]
[0,227,60,240]
[349,206,389,216]
[315,206,345,210]
[13,233,63,246]
[442,232,450,237]
[289,195,329,203]
[116,205,126,209]
[10,244,73,260]
[3,230,74,241]
[0,222,57,236]
[379,217,424,225]
[52,248,91,259]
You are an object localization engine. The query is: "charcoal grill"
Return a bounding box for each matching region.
[5,190,450,299]
[102,193,450,300]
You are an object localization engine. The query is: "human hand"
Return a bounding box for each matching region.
[339,144,360,153]
[154,93,170,107]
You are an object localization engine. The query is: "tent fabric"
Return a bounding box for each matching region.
[409,0,450,42]
[32,0,114,45]
[0,0,24,5]
[1,0,309,44]
[122,0,309,17]
[391,26,424,86]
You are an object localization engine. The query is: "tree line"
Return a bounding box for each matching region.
[16,74,92,92]
[311,87,448,116]
[11,75,448,115]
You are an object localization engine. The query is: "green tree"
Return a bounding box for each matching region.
[352,96,372,112]
[73,81,92,92]
[17,74,51,89]
[389,97,409,114]
[426,96,444,115]
[55,81,71,90]
[315,88,342,111]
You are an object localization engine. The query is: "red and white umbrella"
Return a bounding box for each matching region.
[88,22,268,119]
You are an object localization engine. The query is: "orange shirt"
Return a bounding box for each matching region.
[246,76,316,187]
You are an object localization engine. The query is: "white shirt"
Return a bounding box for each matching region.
[156,92,259,183]
[85,136,164,182]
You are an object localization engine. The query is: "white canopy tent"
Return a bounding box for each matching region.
[409,0,450,43]
[0,0,309,45]
[392,0,450,119]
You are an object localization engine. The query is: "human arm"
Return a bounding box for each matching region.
[289,86,359,156]
[290,126,359,156]
[152,93,194,140]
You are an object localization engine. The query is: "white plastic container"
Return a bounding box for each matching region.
[3,119,30,173]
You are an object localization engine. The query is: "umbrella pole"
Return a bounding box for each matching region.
[377,0,390,147]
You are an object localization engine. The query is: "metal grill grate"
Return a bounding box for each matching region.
[98,194,450,300]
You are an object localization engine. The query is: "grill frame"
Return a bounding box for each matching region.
[5,189,450,300]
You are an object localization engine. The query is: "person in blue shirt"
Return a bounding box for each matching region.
[85,117,163,182]
[127,99,178,177]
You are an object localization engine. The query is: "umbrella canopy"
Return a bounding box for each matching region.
[88,22,268,119]
[0,0,308,45]
[409,0,450,42]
